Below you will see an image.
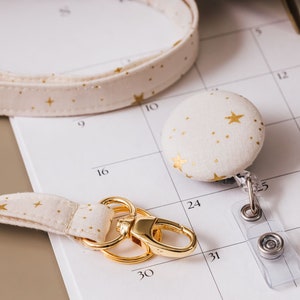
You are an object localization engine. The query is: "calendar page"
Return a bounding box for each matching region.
[7,0,300,299]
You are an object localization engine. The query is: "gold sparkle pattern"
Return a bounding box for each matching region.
[114,67,123,73]
[46,97,54,106]
[172,154,187,172]
[34,201,42,208]
[211,173,226,181]
[163,91,265,182]
[0,204,7,211]
[225,111,244,124]
[133,93,144,105]
[173,40,181,47]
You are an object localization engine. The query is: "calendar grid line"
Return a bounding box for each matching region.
[265,118,300,127]
[250,27,300,132]
[139,99,224,300]
[263,170,300,182]
[89,113,298,181]
[9,2,300,298]
[131,224,300,274]
[154,70,300,123]
[130,252,204,272]
[200,18,288,41]
[256,197,299,286]
[91,151,160,169]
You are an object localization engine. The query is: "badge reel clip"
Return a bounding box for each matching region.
[232,171,300,288]
[161,90,300,288]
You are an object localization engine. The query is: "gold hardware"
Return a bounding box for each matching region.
[79,196,136,250]
[101,206,163,264]
[78,196,197,264]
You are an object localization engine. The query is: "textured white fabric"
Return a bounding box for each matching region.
[0,193,113,242]
[0,0,199,117]
[161,90,265,182]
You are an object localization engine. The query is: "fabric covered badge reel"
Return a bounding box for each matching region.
[161,90,300,287]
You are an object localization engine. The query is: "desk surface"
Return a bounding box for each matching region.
[0,117,68,300]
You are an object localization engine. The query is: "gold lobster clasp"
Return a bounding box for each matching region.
[128,216,197,258]
[78,196,197,264]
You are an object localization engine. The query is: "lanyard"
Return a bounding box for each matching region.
[0,0,199,117]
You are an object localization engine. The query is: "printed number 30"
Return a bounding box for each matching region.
[138,269,154,280]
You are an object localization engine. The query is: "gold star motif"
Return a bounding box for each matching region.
[132,93,144,105]
[173,40,181,47]
[172,154,187,172]
[114,67,123,73]
[0,204,7,211]
[225,111,244,124]
[211,173,226,181]
[34,201,42,208]
[46,97,54,106]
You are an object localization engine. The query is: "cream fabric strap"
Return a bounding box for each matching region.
[0,0,199,117]
[0,193,113,242]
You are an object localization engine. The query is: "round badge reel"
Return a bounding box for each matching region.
[161,90,264,183]
[161,90,300,288]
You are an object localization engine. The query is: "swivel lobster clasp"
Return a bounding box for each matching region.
[129,216,197,258]
[78,196,197,264]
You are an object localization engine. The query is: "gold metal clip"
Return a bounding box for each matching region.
[128,216,197,258]
[78,196,197,264]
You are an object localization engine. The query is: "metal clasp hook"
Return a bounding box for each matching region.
[129,216,197,258]
[78,196,197,264]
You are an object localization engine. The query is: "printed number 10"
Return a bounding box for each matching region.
[145,103,159,111]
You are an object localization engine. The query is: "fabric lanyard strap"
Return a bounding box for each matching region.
[0,193,113,242]
[0,193,197,263]
[0,0,199,117]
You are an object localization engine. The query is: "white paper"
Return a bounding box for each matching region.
[4,0,300,299]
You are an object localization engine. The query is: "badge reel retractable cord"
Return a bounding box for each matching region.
[161,90,300,288]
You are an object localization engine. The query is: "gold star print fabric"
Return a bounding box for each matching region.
[0,193,113,242]
[0,0,199,117]
[161,90,265,182]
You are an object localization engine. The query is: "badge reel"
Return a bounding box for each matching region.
[161,90,300,288]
